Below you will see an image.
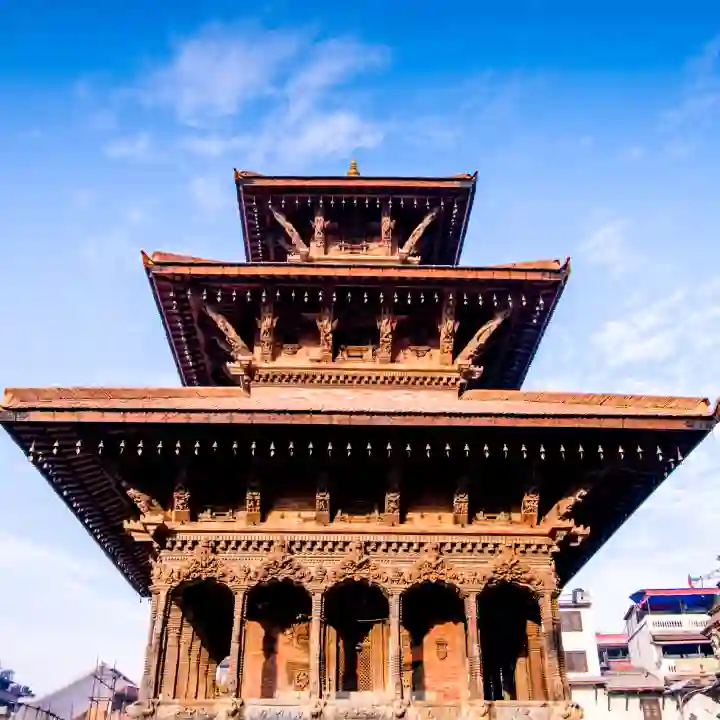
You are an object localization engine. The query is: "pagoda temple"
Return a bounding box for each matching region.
[2,162,718,720]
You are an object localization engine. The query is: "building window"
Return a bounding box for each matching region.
[564,650,588,673]
[560,611,583,632]
[640,698,662,720]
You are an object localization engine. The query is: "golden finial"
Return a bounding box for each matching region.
[347,158,360,176]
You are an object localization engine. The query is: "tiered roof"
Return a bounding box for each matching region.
[1,163,717,596]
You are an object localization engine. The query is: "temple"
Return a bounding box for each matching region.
[2,162,718,720]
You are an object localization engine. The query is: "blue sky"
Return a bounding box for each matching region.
[1,1,720,695]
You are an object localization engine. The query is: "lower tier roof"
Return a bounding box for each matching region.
[1,386,717,596]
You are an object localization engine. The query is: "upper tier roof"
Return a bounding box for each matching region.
[234,169,477,265]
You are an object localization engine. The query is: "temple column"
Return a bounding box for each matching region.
[539,592,567,701]
[141,588,168,700]
[197,646,209,700]
[187,632,202,699]
[310,590,324,697]
[161,606,182,698]
[388,590,402,699]
[175,620,193,699]
[464,591,483,699]
[227,588,247,697]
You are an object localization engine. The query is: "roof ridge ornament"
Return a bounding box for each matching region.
[347,158,360,176]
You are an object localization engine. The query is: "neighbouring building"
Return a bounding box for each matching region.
[2,162,718,720]
[624,589,720,681]
[0,667,33,717]
[557,589,720,720]
[14,664,137,720]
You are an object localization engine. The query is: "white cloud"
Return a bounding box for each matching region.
[579,218,638,277]
[129,25,387,166]
[102,132,151,160]
[591,278,720,384]
[140,23,301,125]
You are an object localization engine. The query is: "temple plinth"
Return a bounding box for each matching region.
[3,167,718,720]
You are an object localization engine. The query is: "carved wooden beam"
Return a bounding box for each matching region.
[187,294,218,382]
[270,206,309,260]
[548,487,588,523]
[453,476,469,526]
[398,207,439,261]
[376,304,396,364]
[255,300,277,363]
[199,302,252,363]
[438,292,458,365]
[456,308,511,368]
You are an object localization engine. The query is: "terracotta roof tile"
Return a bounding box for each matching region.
[2,387,718,425]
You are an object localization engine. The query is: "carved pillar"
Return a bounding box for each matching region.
[388,590,403,699]
[310,590,324,697]
[161,604,182,698]
[227,588,247,697]
[464,591,483,699]
[197,646,209,700]
[142,588,170,700]
[206,658,217,699]
[527,619,546,700]
[187,631,202,699]
[246,474,261,526]
[438,292,457,365]
[552,593,571,699]
[540,592,567,701]
[175,619,193,699]
[384,467,401,526]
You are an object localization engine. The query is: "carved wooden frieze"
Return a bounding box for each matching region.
[481,547,549,594]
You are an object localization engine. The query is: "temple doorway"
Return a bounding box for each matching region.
[161,579,234,700]
[243,580,312,698]
[479,583,544,701]
[401,582,466,702]
[324,581,389,696]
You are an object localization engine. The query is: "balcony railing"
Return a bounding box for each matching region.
[665,657,720,675]
[646,615,710,633]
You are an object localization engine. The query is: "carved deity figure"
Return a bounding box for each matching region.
[173,484,190,512]
[438,296,458,363]
[256,301,277,361]
[380,210,395,247]
[311,213,330,249]
[377,310,396,358]
[316,307,337,359]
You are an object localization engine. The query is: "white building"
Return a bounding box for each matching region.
[558,588,720,720]
[624,589,719,681]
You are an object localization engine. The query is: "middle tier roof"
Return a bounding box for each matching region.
[144,252,570,391]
